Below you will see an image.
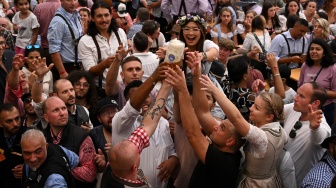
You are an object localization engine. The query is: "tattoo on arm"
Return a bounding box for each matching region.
[144,98,166,120]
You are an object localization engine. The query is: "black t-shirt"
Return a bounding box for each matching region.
[189,144,242,188]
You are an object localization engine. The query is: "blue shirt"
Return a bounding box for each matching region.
[269,29,309,69]
[24,146,79,188]
[47,7,82,63]
[301,154,336,188]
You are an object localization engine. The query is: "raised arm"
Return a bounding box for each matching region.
[105,44,127,96]
[187,51,218,136]
[130,63,168,111]
[267,53,285,99]
[7,54,24,90]
[141,81,171,137]
[31,57,54,103]
[165,67,209,163]
[199,75,250,137]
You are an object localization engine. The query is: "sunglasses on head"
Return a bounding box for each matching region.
[26,44,41,50]
[24,97,32,104]
[289,121,302,138]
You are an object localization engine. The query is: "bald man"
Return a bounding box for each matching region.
[21,129,78,187]
[101,81,172,187]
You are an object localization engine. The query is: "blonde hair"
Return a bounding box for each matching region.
[315,18,330,38]
[260,92,284,122]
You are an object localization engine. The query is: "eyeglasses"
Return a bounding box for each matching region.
[74,82,90,88]
[24,97,32,104]
[182,27,201,33]
[289,121,302,138]
[26,44,41,50]
[100,110,118,117]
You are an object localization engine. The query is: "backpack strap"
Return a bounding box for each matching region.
[55,13,79,64]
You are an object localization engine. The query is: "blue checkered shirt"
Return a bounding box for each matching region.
[301,154,336,188]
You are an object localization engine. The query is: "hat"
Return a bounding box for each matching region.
[234,0,257,7]
[96,97,119,115]
[117,3,127,17]
[209,60,225,84]
[321,125,336,149]
[218,38,235,51]
[167,24,181,34]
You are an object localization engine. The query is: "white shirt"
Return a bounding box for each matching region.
[269,87,297,104]
[78,28,128,89]
[132,52,159,82]
[283,103,331,187]
[112,100,177,188]
[242,31,271,52]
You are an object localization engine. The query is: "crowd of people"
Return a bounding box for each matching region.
[1,0,336,187]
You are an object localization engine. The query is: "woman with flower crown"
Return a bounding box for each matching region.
[211,7,238,46]
[175,13,219,76]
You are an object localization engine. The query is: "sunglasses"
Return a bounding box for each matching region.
[24,97,32,104]
[289,121,302,138]
[26,44,41,50]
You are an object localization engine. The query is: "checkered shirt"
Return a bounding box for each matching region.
[128,127,150,153]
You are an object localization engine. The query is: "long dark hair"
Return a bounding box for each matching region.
[87,2,119,37]
[178,13,206,53]
[251,15,265,31]
[283,0,300,17]
[67,70,97,109]
[306,38,335,67]
[261,2,280,28]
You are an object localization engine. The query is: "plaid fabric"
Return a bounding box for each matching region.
[301,154,336,188]
[128,127,150,153]
[50,128,63,145]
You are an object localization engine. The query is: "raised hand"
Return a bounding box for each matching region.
[307,104,323,130]
[12,54,25,71]
[165,66,187,93]
[115,42,131,62]
[199,75,218,94]
[266,53,278,68]
[30,57,53,77]
[151,62,169,82]
[185,51,201,76]
[156,47,166,59]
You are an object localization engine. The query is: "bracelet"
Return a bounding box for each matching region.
[273,73,281,78]
[35,79,43,84]
[202,52,207,61]
[59,70,66,75]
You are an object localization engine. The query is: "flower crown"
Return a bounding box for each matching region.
[176,14,207,28]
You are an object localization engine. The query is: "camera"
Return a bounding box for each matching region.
[259,53,266,62]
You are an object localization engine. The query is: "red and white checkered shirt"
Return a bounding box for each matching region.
[128,127,150,153]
